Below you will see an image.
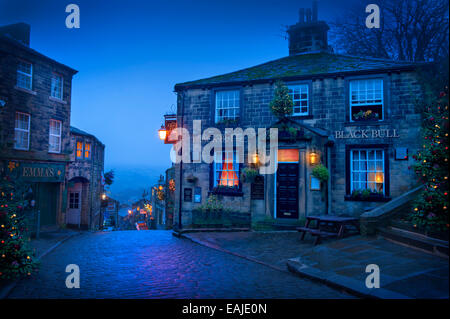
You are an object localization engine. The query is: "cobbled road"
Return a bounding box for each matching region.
[9,230,351,298]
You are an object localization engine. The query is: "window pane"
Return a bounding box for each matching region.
[350,149,385,195]
[288,84,308,116]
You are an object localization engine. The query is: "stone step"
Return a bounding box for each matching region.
[378,226,449,258]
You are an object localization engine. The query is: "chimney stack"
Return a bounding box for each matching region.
[287,1,330,55]
[312,0,318,21]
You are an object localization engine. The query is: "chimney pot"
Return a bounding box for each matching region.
[312,1,318,21]
[299,8,305,23]
[306,8,312,22]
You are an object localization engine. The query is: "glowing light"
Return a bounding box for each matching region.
[158,125,167,141]
[310,152,319,165]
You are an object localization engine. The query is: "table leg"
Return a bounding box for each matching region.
[300,219,311,240]
[337,223,345,238]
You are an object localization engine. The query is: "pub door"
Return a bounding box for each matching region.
[276,163,299,219]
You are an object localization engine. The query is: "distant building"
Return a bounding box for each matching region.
[66,126,105,229]
[0,23,77,229]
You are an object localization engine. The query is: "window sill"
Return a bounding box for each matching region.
[48,151,62,154]
[344,195,391,202]
[291,115,313,120]
[345,120,389,127]
[49,96,67,104]
[14,86,37,95]
[209,189,244,197]
[13,147,29,151]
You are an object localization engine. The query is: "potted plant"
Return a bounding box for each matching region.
[353,110,380,121]
[311,164,329,183]
[241,167,259,183]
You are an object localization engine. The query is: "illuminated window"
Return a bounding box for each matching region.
[214,150,239,187]
[49,119,62,153]
[350,149,385,194]
[76,141,83,159]
[288,84,308,116]
[84,142,91,159]
[350,79,383,121]
[14,112,30,150]
[17,61,32,90]
[215,90,240,123]
[51,74,63,100]
[277,149,299,162]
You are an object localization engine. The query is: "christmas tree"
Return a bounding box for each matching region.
[269,81,293,119]
[0,174,38,280]
[410,88,449,233]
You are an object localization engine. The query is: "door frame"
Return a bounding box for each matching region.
[274,148,300,219]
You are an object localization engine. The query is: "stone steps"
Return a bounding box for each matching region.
[378,226,449,258]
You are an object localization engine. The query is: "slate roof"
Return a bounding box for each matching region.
[175,52,424,90]
[70,126,104,146]
[0,34,78,74]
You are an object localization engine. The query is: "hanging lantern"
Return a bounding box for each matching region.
[158,125,167,141]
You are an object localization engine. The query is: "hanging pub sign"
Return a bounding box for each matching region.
[164,114,177,144]
[3,161,65,183]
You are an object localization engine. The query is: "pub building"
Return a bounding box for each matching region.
[171,5,427,229]
[0,23,105,230]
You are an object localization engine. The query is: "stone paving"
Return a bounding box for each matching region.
[8,230,351,298]
[185,231,449,298]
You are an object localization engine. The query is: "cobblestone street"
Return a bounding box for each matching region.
[8,230,351,298]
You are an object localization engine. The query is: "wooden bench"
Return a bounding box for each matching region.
[296,227,338,245]
[297,215,360,245]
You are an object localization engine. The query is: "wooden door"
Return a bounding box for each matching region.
[276,163,299,219]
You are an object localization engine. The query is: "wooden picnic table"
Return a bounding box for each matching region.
[297,215,360,245]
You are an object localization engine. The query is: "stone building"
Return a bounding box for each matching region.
[172,7,427,229]
[0,23,106,231]
[66,126,105,229]
[0,23,77,228]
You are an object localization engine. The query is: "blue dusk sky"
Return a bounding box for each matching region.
[0,0,359,171]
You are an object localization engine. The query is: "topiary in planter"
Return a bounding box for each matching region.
[311,164,329,183]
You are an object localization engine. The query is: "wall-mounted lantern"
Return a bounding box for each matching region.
[101,193,107,201]
[309,151,319,165]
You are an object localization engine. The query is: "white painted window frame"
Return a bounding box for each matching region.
[51,74,64,100]
[14,112,30,150]
[288,84,309,116]
[349,78,384,121]
[16,61,33,90]
[215,90,240,123]
[48,119,62,153]
[213,150,240,186]
[350,148,385,194]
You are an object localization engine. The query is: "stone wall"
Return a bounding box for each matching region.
[173,70,424,226]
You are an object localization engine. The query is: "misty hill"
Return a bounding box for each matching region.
[105,165,171,205]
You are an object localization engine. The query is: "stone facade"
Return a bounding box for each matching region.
[66,127,105,229]
[172,17,426,229]
[0,24,77,228]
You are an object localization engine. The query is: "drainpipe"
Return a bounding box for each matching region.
[176,90,185,230]
[326,142,332,215]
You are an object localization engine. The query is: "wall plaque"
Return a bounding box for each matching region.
[251,175,264,200]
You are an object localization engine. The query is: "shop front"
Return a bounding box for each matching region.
[3,160,66,229]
